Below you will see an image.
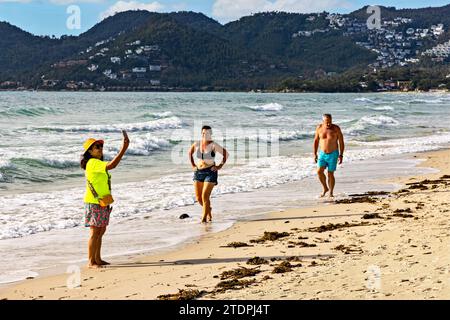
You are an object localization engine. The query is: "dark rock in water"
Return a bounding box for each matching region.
[179,214,190,219]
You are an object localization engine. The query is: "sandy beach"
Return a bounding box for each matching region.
[1,148,450,300]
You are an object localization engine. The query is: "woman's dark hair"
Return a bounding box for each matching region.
[201,125,212,131]
[80,148,104,170]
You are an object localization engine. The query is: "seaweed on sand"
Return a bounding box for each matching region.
[219,267,261,280]
[157,289,206,300]
[250,231,290,243]
[306,222,369,233]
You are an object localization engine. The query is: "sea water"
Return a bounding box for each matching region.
[0,91,448,284]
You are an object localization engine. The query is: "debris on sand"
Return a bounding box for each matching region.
[157,289,205,300]
[247,257,269,265]
[272,261,293,273]
[335,196,377,204]
[348,191,390,197]
[219,267,261,280]
[404,177,450,191]
[270,257,281,262]
[287,241,317,247]
[221,242,253,248]
[333,244,363,254]
[215,279,256,292]
[392,213,415,218]
[361,212,382,219]
[394,189,410,195]
[415,203,425,210]
[393,208,413,214]
[407,184,428,190]
[286,256,303,262]
[306,222,369,233]
[250,231,290,243]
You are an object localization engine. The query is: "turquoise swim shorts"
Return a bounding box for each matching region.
[317,149,339,172]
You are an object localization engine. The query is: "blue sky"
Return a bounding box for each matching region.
[0,0,449,37]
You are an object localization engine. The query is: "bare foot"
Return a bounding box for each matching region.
[88,264,103,269]
[329,193,334,198]
[320,187,329,197]
[100,260,110,266]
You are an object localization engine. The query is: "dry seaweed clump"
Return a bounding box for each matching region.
[219,267,261,280]
[250,231,290,243]
[157,289,205,300]
[215,279,256,292]
[272,261,301,273]
[287,241,317,248]
[335,196,377,204]
[392,208,415,218]
[306,221,369,233]
[333,244,363,254]
[392,213,415,218]
[361,212,382,219]
[348,191,390,197]
[221,242,252,248]
[247,256,269,265]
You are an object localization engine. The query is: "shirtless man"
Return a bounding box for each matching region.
[313,114,345,198]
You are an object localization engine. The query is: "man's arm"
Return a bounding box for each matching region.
[313,125,320,163]
[337,126,345,164]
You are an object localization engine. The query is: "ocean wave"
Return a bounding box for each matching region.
[35,117,183,133]
[344,115,399,135]
[351,132,450,149]
[247,103,284,111]
[139,111,174,119]
[0,160,14,182]
[368,105,394,111]
[360,115,399,126]
[354,97,377,104]
[0,106,58,118]
[120,135,176,156]
[22,158,79,169]
[410,98,446,104]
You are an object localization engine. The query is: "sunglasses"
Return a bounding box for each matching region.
[92,144,103,150]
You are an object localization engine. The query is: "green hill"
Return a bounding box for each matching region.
[0,5,449,90]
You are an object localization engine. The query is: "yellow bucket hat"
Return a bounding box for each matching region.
[83,138,104,152]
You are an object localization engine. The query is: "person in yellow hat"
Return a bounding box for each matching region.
[80,130,129,268]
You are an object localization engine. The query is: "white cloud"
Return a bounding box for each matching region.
[100,1,164,20]
[212,0,351,23]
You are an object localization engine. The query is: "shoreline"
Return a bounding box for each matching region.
[1,148,449,299]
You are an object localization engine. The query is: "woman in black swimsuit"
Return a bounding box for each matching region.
[188,125,228,223]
